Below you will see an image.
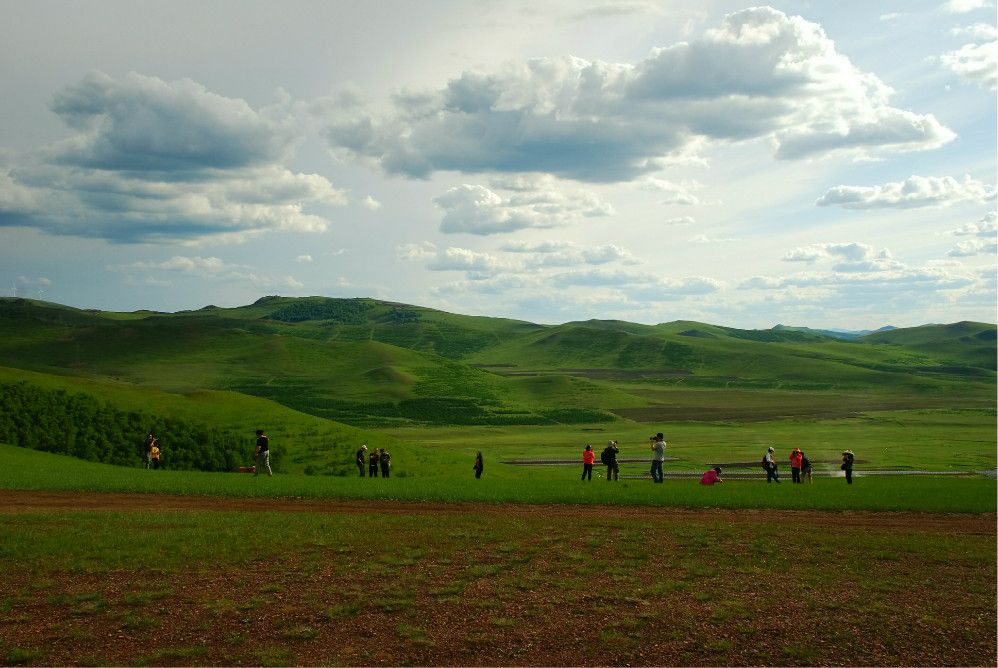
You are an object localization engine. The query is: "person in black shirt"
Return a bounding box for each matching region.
[369,449,379,477]
[255,429,272,477]
[356,444,368,477]
[379,448,391,478]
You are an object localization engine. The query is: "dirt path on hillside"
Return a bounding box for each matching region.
[1,489,992,535]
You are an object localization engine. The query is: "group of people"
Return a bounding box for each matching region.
[578,437,856,485]
[241,429,857,484]
[355,444,392,478]
[762,446,855,484]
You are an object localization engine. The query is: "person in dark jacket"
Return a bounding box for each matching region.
[602,440,619,481]
[379,448,391,478]
[841,449,855,484]
[369,449,379,478]
[356,444,368,477]
[473,451,484,479]
[254,429,272,477]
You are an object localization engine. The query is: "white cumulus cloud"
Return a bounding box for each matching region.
[324,7,953,182]
[433,182,612,235]
[816,175,996,209]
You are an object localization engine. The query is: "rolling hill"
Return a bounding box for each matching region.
[0,296,994,429]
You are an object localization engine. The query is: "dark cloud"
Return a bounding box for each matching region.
[0,72,344,243]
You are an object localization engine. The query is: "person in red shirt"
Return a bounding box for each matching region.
[581,445,596,481]
[789,447,803,484]
[700,466,723,485]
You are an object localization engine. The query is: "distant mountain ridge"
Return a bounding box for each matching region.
[773,324,898,340]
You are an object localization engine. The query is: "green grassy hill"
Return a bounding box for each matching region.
[0,296,993,429]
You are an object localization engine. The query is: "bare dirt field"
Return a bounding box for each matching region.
[1,490,995,667]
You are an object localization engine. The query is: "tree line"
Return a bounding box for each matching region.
[0,381,257,471]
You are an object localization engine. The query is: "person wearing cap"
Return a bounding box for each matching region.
[254,429,272,477]
[789,447,803,484]
[763,446,779,483]
[841,449,855,484]
[650,433,666,484]
[356,444,368,477]
[700,466,723,485]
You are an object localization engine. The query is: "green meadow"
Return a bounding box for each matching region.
[0,296,995,665]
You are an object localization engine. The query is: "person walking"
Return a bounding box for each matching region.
[789,447,803,484]
[601,440,619,481]
[841,449,855,484]
[379,448,391,478]
[582,445,596,481]
[763,446,780,483]
[356,444,368,477]
[254,429,272,477]
[369,448,379,477]
[700,466,723,485]
[650,433,666,483]
[800,450,813,483]
[473,451,484,479]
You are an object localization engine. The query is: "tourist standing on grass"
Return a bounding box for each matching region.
[473,451,484,479]
[650,433,666,483]
[789,447,803,484]
[369,449,379,477]
[763,446,779,483]
[841,449,855,485]
[144,432,155,469]
[255,429,272,477]
[149,439,161,469]
[379,448,391,478]
[582,445,596,481]
[700,466,723,485]
[601,440,619,481]
[800,451,813,483]
[356,444,368,477]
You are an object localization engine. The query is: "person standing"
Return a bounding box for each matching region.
[581,445,595,481]
[800,451,813,483]
[602,440,619,481]
[379,448,391,478]
[356,444,368,477]
[763,446,779,483]
[144,432,155,469]
[700,466,723,485]
[473,451,484,479]
[789,447,803,484]
[841,449,855,484]
[650,433,666,483]
[149,439,161,469]
[254,429,272,477]
[369,449,379,478]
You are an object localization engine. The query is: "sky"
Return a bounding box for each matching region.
[1,0,995,329]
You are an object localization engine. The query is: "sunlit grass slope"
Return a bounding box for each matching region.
[1,443,993,513]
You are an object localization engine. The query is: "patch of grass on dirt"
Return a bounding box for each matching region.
[0,505,994,667]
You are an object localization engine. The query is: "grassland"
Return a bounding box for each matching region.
[0,295,994,665]
[1,444,994,513]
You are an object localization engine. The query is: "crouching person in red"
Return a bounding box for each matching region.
[700,466,723,485]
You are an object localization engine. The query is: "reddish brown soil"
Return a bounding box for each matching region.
[1,490,995,667]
